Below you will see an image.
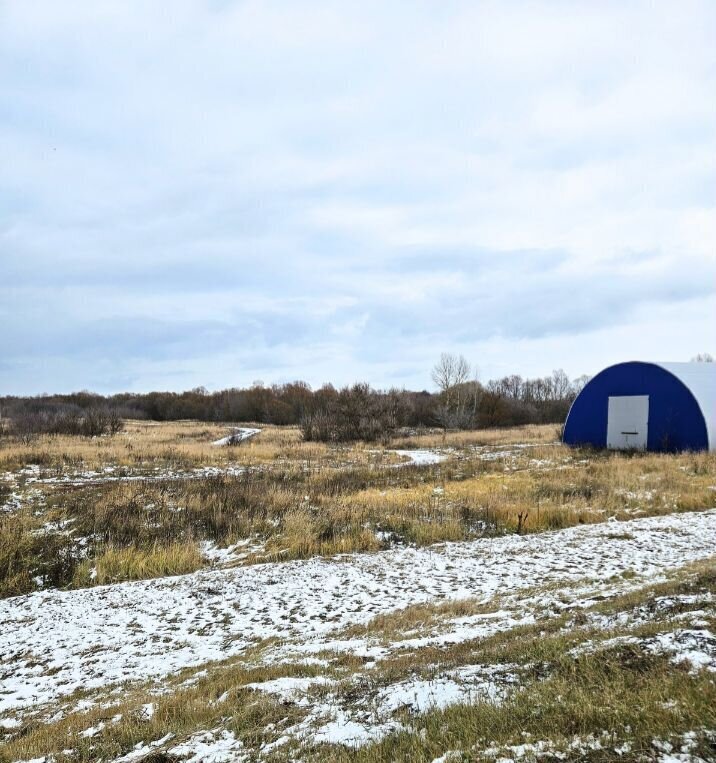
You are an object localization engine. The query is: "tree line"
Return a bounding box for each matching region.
[0,355,587,442]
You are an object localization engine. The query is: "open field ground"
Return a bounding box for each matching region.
[1,422,715,762]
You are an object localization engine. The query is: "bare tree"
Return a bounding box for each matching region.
[550,369,571,400]
[469,368,482,423]
[432,353,475,431]
[432,353,470,396]
[572,374,591,394]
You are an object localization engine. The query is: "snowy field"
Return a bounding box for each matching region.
[3,509,714,713]
[3,511,716,760]
[1,424,715,762]
[3,509,716,715]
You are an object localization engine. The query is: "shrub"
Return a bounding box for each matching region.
[301,384,405,442]
[8,406,124,439]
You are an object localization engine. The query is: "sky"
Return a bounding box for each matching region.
[1,1,715,395]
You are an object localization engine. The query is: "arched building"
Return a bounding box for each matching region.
[563,361,716,452]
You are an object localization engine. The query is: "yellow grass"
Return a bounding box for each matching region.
[72,542,205,586]
[2,421,715,592]
[0,420,334,470]
[391,423,560,448]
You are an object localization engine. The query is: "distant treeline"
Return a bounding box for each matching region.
[0,367,587,442]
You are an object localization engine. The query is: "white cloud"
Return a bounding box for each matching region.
[0,0,714,393]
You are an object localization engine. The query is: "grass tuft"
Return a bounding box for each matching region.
[72,542,204,586]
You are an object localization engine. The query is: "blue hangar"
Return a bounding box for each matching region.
[563,361,716,452]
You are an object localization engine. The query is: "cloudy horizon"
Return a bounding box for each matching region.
[2,1,715,395]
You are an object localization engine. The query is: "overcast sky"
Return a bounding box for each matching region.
[2,1,715,395]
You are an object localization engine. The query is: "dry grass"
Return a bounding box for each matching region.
[72,542,205,586]
[0,420,380,472]
[0,509,77,597]
[316,560,716,762]
[3,421,715,761]
[329,654,715,762]
[300,445,716,540]
[2,421,715,595]
[4,558,713,763]
[340,557,716,669]
[390,423,560,449]
[0,656,314,763]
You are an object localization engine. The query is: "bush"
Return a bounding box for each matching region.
[300,384,405,442]
[8,406,124,440]
[0,366,581,437]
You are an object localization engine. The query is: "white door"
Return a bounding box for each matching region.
[607,395,649,450]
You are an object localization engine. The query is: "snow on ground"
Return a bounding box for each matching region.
[240,662,518,751]
[245,676,334,705]
[392,449,447,466]
[651,629,716,672]
[374,663,518,712]
[476,729,716,762]
[211,427,261,447]
[574,628,716,674]
[572,592,714,634]
[1,438,436,508]
[0,443,547,512]
[1,463,249,490]
[199,538,266,567]
[167,729,246,763]
[113,733,176,763]
[1,510,716,715]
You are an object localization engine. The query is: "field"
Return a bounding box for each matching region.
[1,422,715,762]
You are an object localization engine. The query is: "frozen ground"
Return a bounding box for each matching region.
[391,448,448,466]
[0,442,444,510]
[392,448,448,466]
[2,509,716,717]
[1,462,249,493]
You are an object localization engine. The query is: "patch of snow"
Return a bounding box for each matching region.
[649,629,716,673]
[377,664,516,714]
[574,593,715,634]
[311,711,397,747]
[168,728,247,762]
[79,721,105,738]
[615,488,656,502]
[282,664,516,750]
[200,538,265,567]
[392,450,447,466]
[573,628,716,674]
[140,702,155,719]
[245,676,334,706]
[9,463,250,488]
[2,510,716,712]
[113,733,175,762]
